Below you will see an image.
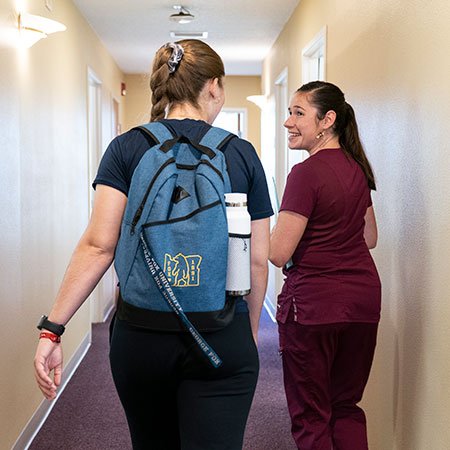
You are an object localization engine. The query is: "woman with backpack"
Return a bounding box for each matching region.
[34,40,273,450]
[270,81,381,449]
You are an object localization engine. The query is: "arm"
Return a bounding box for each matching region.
[244,218,270,345]
[269,210,308,267]
[364,206,378,249]
[34,185,127,400]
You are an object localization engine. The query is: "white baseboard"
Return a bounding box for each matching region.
[263,296,277,322]
[12,331,91,450]
[103,299,114,322]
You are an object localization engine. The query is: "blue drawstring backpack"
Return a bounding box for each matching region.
[114,122,236,367]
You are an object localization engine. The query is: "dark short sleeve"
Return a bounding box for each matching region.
[93,129,156,196]
[93,136,128,195]
[280,162,318,219]
[223,137,273,221]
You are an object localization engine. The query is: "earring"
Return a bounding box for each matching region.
[316,131,324,139]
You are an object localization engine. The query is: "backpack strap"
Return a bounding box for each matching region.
[137,122,174,145]
[199,126,235,151]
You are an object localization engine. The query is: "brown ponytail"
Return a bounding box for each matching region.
[297,81,376,190]
[149,39,225,122]
[150,59,171,122]
[341,102,376,190]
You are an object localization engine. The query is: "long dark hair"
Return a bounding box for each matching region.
[297,81,376,190]
[150,39,225,122]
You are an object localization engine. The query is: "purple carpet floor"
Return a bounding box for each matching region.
[29,308,296,449]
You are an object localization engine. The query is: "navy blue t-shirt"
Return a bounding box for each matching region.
[94,119,273,312]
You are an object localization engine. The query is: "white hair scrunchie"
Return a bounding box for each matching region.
[165,42,184,74]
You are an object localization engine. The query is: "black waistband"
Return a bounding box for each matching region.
[116,291,237,333]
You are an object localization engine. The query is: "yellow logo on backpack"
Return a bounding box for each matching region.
[164,253,202,287]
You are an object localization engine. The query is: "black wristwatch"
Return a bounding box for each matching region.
[37,315,66,336]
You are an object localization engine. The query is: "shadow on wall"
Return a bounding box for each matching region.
[362,101,429,450]
[393,121,429,450]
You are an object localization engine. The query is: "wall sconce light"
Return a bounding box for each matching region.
[246,95,268,110]
[18,12,66,48]
[121,82,127,96]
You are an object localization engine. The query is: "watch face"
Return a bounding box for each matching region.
[37,315,48,329]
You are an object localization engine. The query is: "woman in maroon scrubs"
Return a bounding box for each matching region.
[270,81,381,450]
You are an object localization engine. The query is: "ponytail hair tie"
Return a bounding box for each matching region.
[165,42,184,74]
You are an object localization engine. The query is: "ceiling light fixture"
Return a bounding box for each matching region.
[18,12,66,48]
[169,5,194,24]
[170,31,208,39]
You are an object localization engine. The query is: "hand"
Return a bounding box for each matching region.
[34,338,63,400]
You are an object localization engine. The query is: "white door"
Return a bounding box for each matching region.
[213,108,247,139]
[289,26,328,170]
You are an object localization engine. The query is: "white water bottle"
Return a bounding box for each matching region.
[225,193,251,296]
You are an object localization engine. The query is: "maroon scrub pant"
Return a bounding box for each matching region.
[279,314,378,450]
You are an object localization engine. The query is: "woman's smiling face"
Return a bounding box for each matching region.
[283,91,323,151]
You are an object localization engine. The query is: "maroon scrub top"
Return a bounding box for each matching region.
[277,148,381,325]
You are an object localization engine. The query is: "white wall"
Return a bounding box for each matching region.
[262,0,450,448]
[0,0,124,448]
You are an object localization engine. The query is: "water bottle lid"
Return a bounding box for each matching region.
[225,193,247,207]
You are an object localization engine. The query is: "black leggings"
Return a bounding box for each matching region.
[109,313,259,450]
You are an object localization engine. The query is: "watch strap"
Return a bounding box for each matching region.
[37,315,65,336]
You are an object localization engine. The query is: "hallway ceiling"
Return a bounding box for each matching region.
[73,0,301,75]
